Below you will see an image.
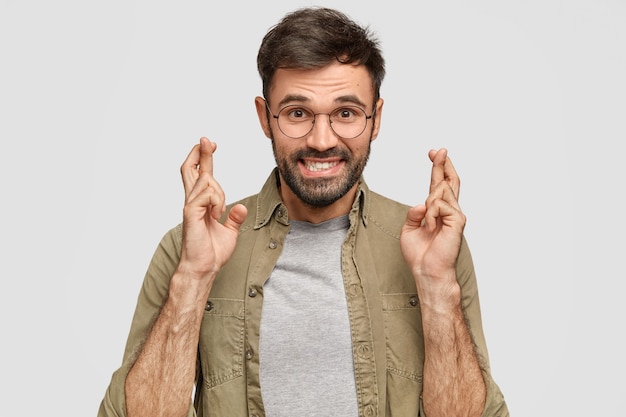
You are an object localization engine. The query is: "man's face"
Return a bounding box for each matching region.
[259,62,383,209]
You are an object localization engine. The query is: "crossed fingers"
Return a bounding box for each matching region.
[422,148,464,230]
[180,137,225,220]
[428,148,460,200]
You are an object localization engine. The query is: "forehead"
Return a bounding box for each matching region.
[268,62,374,108]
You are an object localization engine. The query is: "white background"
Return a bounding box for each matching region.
[1,0,624,415]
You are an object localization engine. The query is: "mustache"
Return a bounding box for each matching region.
[294,148,350,160]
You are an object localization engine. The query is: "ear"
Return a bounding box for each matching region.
[255,96,272,138]
[370,98,384,142]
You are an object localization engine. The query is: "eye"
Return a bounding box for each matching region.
[331,107,362,122]
[283,106,313,121]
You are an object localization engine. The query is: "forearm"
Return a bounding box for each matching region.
[125,269,213,417]
[420,284,486,417]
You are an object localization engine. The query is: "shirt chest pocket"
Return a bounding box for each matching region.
[199,298,245,389]
[381,293,424,382]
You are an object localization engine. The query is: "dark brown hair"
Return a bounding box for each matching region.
[257,7,385,104]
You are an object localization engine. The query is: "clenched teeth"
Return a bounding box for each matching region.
[305,161,339,172]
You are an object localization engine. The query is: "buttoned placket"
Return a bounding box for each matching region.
[245,204,290,417]
[341,200,380,416]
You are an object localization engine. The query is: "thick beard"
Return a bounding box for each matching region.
[270,129,371,208]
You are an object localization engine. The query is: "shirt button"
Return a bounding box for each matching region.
[357,343,372,359]
[347,283,360,297]
[205,300,213,311]
[248,288,257,297]
[409,296,419,307]
[246,349,253,360]
[269,240,278,249]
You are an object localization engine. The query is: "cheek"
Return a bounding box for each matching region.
[347,141,369,155]
[272,138,297,157]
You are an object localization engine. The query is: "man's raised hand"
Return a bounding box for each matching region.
[400,149,466,308]
[178,137,247,280]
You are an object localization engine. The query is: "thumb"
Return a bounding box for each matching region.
[223,204,248,232]
[404,205,427,229]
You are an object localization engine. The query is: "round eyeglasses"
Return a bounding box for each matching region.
[266,102,374,139]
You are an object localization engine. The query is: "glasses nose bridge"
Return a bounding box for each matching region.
[311,112,334,135]
[307,111,339,150]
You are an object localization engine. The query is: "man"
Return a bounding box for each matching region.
[98,7,508,417]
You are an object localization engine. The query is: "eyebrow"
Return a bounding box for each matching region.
[277,94,368,109]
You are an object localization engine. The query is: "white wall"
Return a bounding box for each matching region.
[1,0,624,415]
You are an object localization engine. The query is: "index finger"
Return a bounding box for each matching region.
[428,148,447,192]
[181,142,201,197]
[198,136,217,176]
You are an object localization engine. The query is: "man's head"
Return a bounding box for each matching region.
[257,7,385,106]
[254,7,386,217]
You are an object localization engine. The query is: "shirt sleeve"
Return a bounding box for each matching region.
[456,237,510,417]
[97,225,188,417]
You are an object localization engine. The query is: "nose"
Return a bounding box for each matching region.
[306,115,339,151]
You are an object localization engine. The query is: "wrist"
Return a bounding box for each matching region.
[169,264,217,307]
[175,254,220,281]
[413,270,462,313]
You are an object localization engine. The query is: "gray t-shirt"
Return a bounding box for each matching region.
[259,215,358,417]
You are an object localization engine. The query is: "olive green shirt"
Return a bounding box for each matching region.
[98,169,509,417]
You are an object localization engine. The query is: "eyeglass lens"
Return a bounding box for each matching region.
[276,105,369,139]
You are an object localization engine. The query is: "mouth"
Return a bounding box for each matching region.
[305,160,340,172]
[300,159,343,176]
